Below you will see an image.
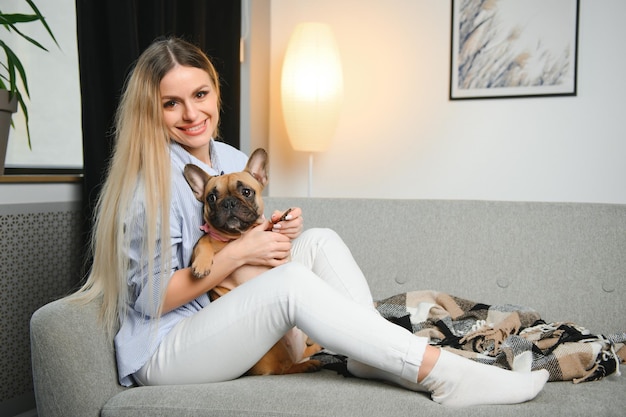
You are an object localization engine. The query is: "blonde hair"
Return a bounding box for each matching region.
[72,37,222,336]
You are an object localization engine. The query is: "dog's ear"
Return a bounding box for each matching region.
[183,164,211,202]
[245,148,268,188]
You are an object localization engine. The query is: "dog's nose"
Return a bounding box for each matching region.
[222,198,238,210]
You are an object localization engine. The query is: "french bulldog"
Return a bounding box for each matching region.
[183,148,322,375]
[183,148,269,281]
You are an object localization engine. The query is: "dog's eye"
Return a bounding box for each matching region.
[207,194,217,203]
[242,188,253,198]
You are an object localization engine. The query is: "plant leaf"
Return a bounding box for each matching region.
[25,0,59,47]
[16,91,32,149]
[1,19,50,52]
[0,14,40,25]
[2,42,30,97]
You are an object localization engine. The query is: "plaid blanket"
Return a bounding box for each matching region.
[374,291,626,383]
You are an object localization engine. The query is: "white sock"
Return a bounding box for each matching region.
[347,359,429,393]
[421,349,549,407]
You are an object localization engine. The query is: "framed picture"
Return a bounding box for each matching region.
[450,0,579,99]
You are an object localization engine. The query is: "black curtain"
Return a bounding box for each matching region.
[76,0,241,272]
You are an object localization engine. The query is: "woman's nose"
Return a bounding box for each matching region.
[182,101,198,121]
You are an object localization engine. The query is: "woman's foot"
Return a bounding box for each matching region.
[420,349,549,407]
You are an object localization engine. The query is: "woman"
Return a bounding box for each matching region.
[73,37,548,407]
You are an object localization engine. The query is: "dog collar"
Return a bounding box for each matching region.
[199,223,233,243]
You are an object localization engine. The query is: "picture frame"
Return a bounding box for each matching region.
[450,0,579,100]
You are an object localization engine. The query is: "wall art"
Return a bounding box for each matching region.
[450,0,579,99]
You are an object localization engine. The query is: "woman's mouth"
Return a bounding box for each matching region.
[178,120,207,136]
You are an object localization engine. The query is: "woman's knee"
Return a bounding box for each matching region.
[260,262,322,291]
[301,227,341,244]
[293,228,344,262]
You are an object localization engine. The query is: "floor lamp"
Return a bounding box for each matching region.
[281,22,343,197]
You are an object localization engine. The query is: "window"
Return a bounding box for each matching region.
[4,0,83,170]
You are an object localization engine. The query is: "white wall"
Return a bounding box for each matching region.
[241,0,271,155]
[265,0,626,203]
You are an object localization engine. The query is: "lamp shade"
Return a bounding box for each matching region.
[281,23,344,152]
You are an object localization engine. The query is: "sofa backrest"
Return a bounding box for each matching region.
[266,198,626,334]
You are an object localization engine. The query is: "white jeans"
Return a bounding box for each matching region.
[134,228,427,385]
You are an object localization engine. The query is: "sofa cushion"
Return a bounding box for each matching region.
[101,370,626,417]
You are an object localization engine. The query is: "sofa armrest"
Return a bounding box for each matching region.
[30,296,125,417]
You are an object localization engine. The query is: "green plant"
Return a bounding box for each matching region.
[0,0,57,148]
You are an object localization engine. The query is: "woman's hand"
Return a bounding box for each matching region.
[269,206,303,240]
[233,219,293,267]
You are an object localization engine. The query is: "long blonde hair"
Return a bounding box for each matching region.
[72,37,222,336]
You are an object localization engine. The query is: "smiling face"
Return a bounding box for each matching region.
[160,65,219,163]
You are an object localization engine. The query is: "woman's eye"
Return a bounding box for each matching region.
[196,90,208,99]
[163,100,177,109]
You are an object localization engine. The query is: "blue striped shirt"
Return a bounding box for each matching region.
[114,140,249,386]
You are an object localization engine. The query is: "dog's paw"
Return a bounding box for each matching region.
[302,359,323,373]
[288,359,322,374]
[191,259,213,279]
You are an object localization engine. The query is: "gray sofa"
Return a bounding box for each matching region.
[30,198,626,417]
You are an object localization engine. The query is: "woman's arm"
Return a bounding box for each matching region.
[161,219,293,313]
